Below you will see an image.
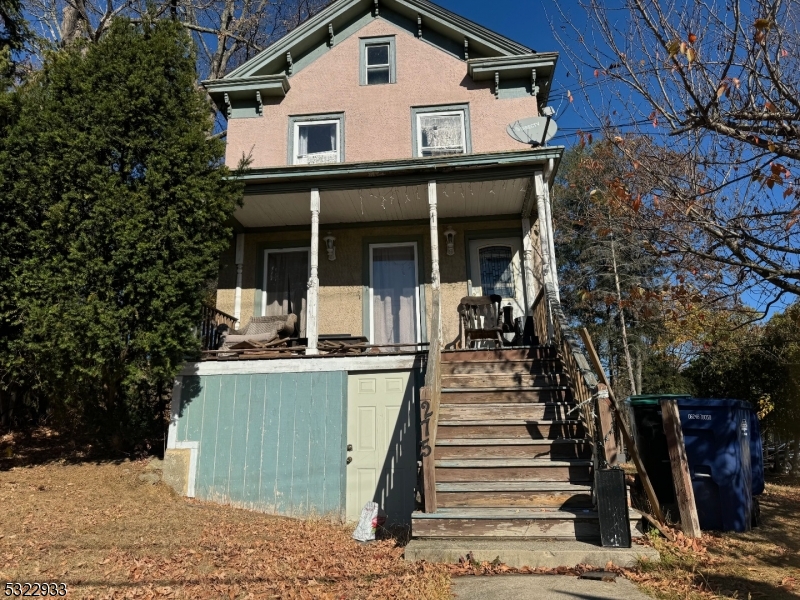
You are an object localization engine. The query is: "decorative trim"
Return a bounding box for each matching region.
[359,35,397,86]
[180,354,425,376]
[287,112,346,166]
[417,14,422,38]
[464,38,469,60]
[468,54,558,105]
[373,0,379,16]
[286,51,293,75]
[494,72,500,98]
[223,93,231,119]
[411,103,473,158]
[531,68,539,97]
[328,23,335,47]
[203,75,290,118]
[255,91,263,116]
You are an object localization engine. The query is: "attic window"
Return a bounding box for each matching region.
[412,105,472,158]
[289,113,345,165]
[360,36,396,85]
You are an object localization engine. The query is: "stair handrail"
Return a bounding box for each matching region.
[532,284,605,508]
[419,289,442,513]
[199,304,238,352]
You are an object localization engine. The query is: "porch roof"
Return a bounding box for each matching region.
[233,148,562,230]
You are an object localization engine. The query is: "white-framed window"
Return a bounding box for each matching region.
[360,36,396,86]
[413,107,470,158]
[293,119,341,165]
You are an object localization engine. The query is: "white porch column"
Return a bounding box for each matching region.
[521,217,538,314]
[307,189,321,355]
[427,181,442,345]
[233,233,245,330]
[534,171,560,302]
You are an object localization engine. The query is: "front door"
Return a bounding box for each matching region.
[468,237,527,321]
[346,372,417,525]
[262,248,309,336]
[369,243,421,350]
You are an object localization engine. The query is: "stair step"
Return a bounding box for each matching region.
[442,373,570,388]
[411,508,600,539]
[434,438,591,460]
[435,458,593,484]
[436,481,593,509]
[441,388,574,404]
[442,359,564,376]
[437,420,585,440]
[442,348,559,362]
[412,508,645,540]
[439,403,577,421]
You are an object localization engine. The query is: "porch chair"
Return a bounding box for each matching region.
[451,295,505,349]
[217,314,298,350]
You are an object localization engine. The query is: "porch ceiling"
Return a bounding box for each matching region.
[235,178,532,229]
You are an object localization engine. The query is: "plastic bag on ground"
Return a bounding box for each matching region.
[352,501,386,542]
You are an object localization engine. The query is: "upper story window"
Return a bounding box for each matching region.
[289,113,345,165]
[412,105,472,158]
[360,36,396,86]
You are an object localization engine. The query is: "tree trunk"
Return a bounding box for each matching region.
[634,344,643,396]
[791,438,800,476]
[610,232,638,396]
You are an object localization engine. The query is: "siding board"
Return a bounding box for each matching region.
[172,370,349,518]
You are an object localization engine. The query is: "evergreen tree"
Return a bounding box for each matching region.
[0,18,242,443]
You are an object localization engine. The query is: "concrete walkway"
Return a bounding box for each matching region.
[452,575,652,600]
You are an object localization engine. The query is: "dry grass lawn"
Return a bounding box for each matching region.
[624,480,800,599]
[0,431,450,600]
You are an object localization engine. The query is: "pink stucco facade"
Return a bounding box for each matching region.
[225,18,540,169]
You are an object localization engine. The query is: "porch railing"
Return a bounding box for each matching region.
[199,305,237,352]
[419,290,442,513]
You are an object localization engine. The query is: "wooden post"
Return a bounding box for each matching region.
[596,384,619,466]
[419,386,437,513]
[580,327,666,524]
[660,398,702,537]
[427,181,442,344]
[233,233,245,330]
[307,189,321,355]
[521,217,538,315]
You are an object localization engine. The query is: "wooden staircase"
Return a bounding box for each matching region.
[412,345,642,542]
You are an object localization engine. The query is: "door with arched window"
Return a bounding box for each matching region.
[468,237,527,325]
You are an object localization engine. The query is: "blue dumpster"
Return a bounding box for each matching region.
[677,398,752,532]
[628,397,761,533]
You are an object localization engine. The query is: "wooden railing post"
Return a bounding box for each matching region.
[419,386,437,513]
[661,398,702,537]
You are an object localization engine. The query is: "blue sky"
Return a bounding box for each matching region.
[435,0,591,145]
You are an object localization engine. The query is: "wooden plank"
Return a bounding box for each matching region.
[434,441,591,460]
[439,403,572,421]
[441,373,570,388]
[437,481,592,492]
[441,389,572,404]
[441,359,563,376]
[213,375,237,500]
[436,421,584,440]
[420,386,437,513]
[441,348,559,361]
[275,373,298,514]
[260,373,283,511]
[323,371,348,517]
[436,458,591,468]
[413,464,590,483]
[436,490,592,509]
[307,372,328,513]
[660,398,702,538]
[597,390,619,466]
[228,374,252,502]
[580,327,666,524]
[242,374,267,506]
[290,374,313,515]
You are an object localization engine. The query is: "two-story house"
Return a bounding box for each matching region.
[165,0,643,550]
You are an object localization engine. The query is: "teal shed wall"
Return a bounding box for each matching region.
[173,371,348,518]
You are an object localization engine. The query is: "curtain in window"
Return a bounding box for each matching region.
[372,246,418,350]
[265,251,308,336]
[479,246,515,298]
[297,123,337,160]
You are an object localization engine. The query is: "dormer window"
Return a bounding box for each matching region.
[360,36,396,86]
[412,105,472,158]
[289,113,345,165]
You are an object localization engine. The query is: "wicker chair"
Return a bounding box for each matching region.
[217,314,298,350]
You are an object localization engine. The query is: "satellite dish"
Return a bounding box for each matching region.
[507,116,558,146]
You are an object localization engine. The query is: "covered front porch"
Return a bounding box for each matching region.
[206,149,563,359]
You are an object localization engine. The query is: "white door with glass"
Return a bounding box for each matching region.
[369,243,421,350]
[346,372,417,525]
[468,238,527,322]
[262,248,309,336]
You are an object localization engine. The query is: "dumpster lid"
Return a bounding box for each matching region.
[626,394,691,406]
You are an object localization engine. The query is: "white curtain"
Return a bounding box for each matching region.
[372,246,418,349]
[298,127,309,156]
[265,251,308,336]
[420,115,463,152]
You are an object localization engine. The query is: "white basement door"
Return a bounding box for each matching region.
[346,372,417,525]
